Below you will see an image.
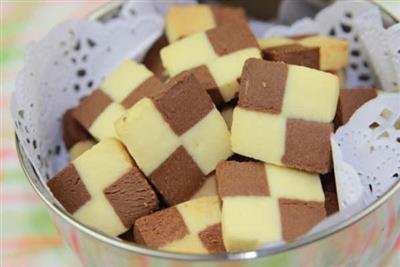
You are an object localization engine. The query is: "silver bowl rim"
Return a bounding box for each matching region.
[15,0,400,262]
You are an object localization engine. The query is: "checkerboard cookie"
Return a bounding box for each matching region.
[334,88,378,128]
[63,108,91,149]
[134,196,224,254]
[143,35,169,82]
[320,172,339,215]
[166,4,246,43]
[62,108,96,159]
[216,161,326,252]
[231,58,339,173]
[263,44,320,69]
[259,35,348,71]
[116,72,232,205]
[161,22,261,105]
[73,60,164,140]
[101,60,164,108]
[47,138,159,236]
[72,90,125,140]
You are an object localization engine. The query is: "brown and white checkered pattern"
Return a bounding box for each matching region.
[231,58,339,173]
[258,35,349,71]
[73,60,164,140]
[165,4,246,43]
[263,43,320,69]
[47,138,159,236]
[116,72,232,206]
[134,196,225,254]
[216,161,326,252]
[62,108,96,160]
[161,22,261,105]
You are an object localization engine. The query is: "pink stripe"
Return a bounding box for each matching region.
[395,236,400,250]
[0,147,17,160]
[0,97,10,108]
[1,192,42,204]
[70,229,85,264]
[138,256,150,267]
[1,237,63,251]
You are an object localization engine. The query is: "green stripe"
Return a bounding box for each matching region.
[0,47,23,65]
[4,169,26,183]
[1,20,28,37]
[3,207,58,237]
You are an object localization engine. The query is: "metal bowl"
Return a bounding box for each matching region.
[16,2,400,267]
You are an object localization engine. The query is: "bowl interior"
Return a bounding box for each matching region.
[16,0,400,262]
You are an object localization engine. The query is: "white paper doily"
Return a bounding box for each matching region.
[333,93,400,208]
[263,0,400,91]
[354,6,400,92]
[331,138,365,211]
[10,1,184,180]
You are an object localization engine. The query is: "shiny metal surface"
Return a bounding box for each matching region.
[16,132,400,267]
[15,2,400,266]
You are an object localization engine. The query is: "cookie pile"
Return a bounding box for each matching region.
[48,4,377,254]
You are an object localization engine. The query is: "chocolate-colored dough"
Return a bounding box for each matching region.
[320,172,339,215]
[324,191,339,216]
[279,199,326,241]
[73,90,112,129]
[153,72,214,136]
[206,22,259,56]
[190,65,224,106]
[210,5,247,26]
[63,109,91,149]
[282,119,333,174]
[198,223,226,253]
[288,34,318,40]
[134,207,189,249]
[143,34,169,81]
[216,161,269,198]
[334,88,377,128]
[238,59,287,114]
[121,76,165,109]
[263,44,320,69]
[47,164,91,214]
[150,146,205,206]
[104,168,159,228]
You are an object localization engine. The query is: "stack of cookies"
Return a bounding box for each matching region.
[48,3,376,254]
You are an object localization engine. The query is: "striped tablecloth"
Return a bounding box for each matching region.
[2,2,106,266]
[1,1,399,267]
